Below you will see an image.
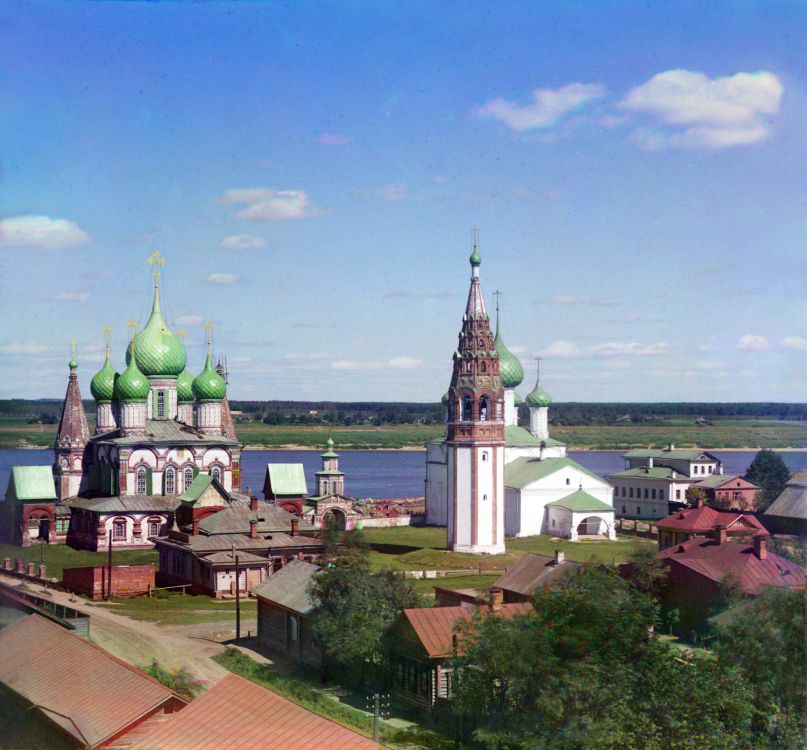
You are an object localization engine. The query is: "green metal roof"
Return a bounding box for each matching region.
[178,473,214,502]
[623,448,716,461]
[525,375,552,407]
[192,353,226,401]
[505,457,604,489]
[694,474,742,489]
[505,425,565,448]
[494,320,524,389]
[127,287,187,377]
[607,467,683,480]
[115,346,150,402]
[266,463,308,496]
[176,367,195,402]
[91,352,117,403]
[548,489,614,513]
[8,466,56,501]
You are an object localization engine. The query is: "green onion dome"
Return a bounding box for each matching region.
[494,321,524,389]
[114,347,150,402]
[514,392,523,407]
[441,391,450,406]
[192,353,226,401]
[470,244,481,268]
[526,377,552,408]
[91,352,118,403]
[126,288,186,377]
[176,368,195,403]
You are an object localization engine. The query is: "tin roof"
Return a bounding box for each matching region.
[402,602,533,658]
[658,538,806,595]
[198,504,307,535]
[547,489,614,513]
[252,559,320,614]
[656,506,768,534]
[504,426,565,448]
[95,419,239,447]
[201,550,271,566]
[608,466,684,481]
[505,456,605,489]
[134,673,378,750]
[8,466,57,501]
[494,553,580,597]
[266,464,308,496]
[69,494,180,513]
[0,615,183,748]
[764,472,807,521]
[623,448,718,461]
[694,474,757,490]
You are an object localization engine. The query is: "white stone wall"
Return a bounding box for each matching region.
[504,389,517,427]
[120,402,148,435]
[425,442,448,526]
[95,403,117,434]
[529,406,549,440]
[195,402,222,434]
[177,402,194,425]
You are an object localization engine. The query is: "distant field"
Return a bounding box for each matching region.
[0,542,157,579]
[2,416,805,450]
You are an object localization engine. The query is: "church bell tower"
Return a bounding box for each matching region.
[445,235,505,554]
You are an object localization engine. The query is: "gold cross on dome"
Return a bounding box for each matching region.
[70,339,77,360]
[204,320,215,354]
[471,226,479,249]
[101,326,113,356]
[176,329,186,340]
[147,250,166,287]
[535,356,542,381]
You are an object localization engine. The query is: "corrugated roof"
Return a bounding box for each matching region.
[656,507,768,534]
[199,504,306,535]
[266,464,308,496]
[0,615,183,748]
[505,457,605,489]
[547,489,614,513]
[608,466,684,480]
[693,474,751,489]
[252,559,320,613]
[764,472,807,521]
[178,473,214,502]
[97,419,239,447]
[494,553,580,596]
[157,531,319,554]
[69,494,179,512]
[9,466,56,501]
[201,550,271,566]
[504,426,565,448]
[134,673,378,750]
[403,602,533,658]
[659,538,806,595]
[624,449,717,461]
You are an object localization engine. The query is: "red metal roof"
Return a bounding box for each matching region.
[659,538,806,595]
[404,602,534,658]
[0,615,183,748]
[134,673,379,750]
[655,506,768,535]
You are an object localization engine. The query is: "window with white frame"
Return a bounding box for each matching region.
[113,518,126,540]
[211,465,222,482]
[148,517,160,537]
[165,467,176,495]
[136,468,147,495]
[184,467,194,490]
[157,390,165,418]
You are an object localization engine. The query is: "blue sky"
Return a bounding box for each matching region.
[1,1,805,402]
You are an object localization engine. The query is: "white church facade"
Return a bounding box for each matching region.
[425,246,615,549]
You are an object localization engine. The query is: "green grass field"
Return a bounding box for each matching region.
[3,415,804,449]
[0,542,157,579]
[362,525,655,574]
[92,591,257,625]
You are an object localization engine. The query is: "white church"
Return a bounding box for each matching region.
[425,245,616,552]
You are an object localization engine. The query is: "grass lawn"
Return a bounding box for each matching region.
[0,542,157,579]
[214,648,453,749]
[362,526,655,574]
[92,591,257,625]
[410,573,500,595]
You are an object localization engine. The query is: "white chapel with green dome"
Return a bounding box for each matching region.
[425,250,615,542]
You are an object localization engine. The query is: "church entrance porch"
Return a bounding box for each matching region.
[322,508,347,531]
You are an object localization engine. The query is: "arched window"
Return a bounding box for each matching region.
[136,468,147,495]
[461,396,472,421]
[479,396,489,421]
[156,390,165,418]
[184,467,194,491]
[113,518,126,540]
[466,360,472,373]
[164,467,176,495]
[566,477,570,486]
[148,517,161,537]
[211,465,222,483]
[480,361,487,373]
[482,452,488,462]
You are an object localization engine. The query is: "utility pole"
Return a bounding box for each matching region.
[365,692,389,744]
[107,529,113,601]
[234,551,241,641]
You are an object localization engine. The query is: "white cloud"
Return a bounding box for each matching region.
[541,340,668,358]
[331,360,384,371]
[220,188,321,221]
[388,356,422,370]
[381,184,409,202]
[283,352,330,361]
[319,133,351,145]
[510,345,529,356]
[219,234,267,250]
[0,340,48,354]
[619,69,783,150]
[0,215,90,249]
[55,292,90,302]
[175,315,203,326]
[207,273,239,285]
[737,334,768,351]
[474,82,606,132]
[550,294,581,305]
[782,336,807,351]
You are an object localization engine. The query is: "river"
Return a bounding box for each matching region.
[2,448,807,500]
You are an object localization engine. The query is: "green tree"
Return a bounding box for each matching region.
[309,529,422,682]
[745,449,792,510]
[685,484,707,507]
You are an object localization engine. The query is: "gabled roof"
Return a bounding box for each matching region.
[765,472,807,521]
[201,550,271,566]
[608,466,685,480]
[658,538,805,595]
[547,489,613,513]
[656,506,768,534]
[134,673,378,750]
[265,464,308,496]
[624,448,718,461]
[69,494,179,512]
[401,602,533,658]
[0,615,183,748]
[95,419,239,447]
[695,474,757,490]
[156,531,319,554]
[252,559,320,614]
[178,473,231,503]
[505,456,605,490]
[504,426,565,448]
[494,553,580,597]
[7,466,56,501]
[198,504,304,535]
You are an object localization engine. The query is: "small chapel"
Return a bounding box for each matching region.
[424,242,616,552]
[3,252,245,551]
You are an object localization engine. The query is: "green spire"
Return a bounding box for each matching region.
[321,435,339,458]
[192,324,226,401]
[91,329,118,403]
[68,339,78,370]
[526,359,552,408]
[469,227,481,268]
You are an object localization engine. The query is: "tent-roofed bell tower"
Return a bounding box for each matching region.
[54,341,90,499]
[445,233,505,554]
